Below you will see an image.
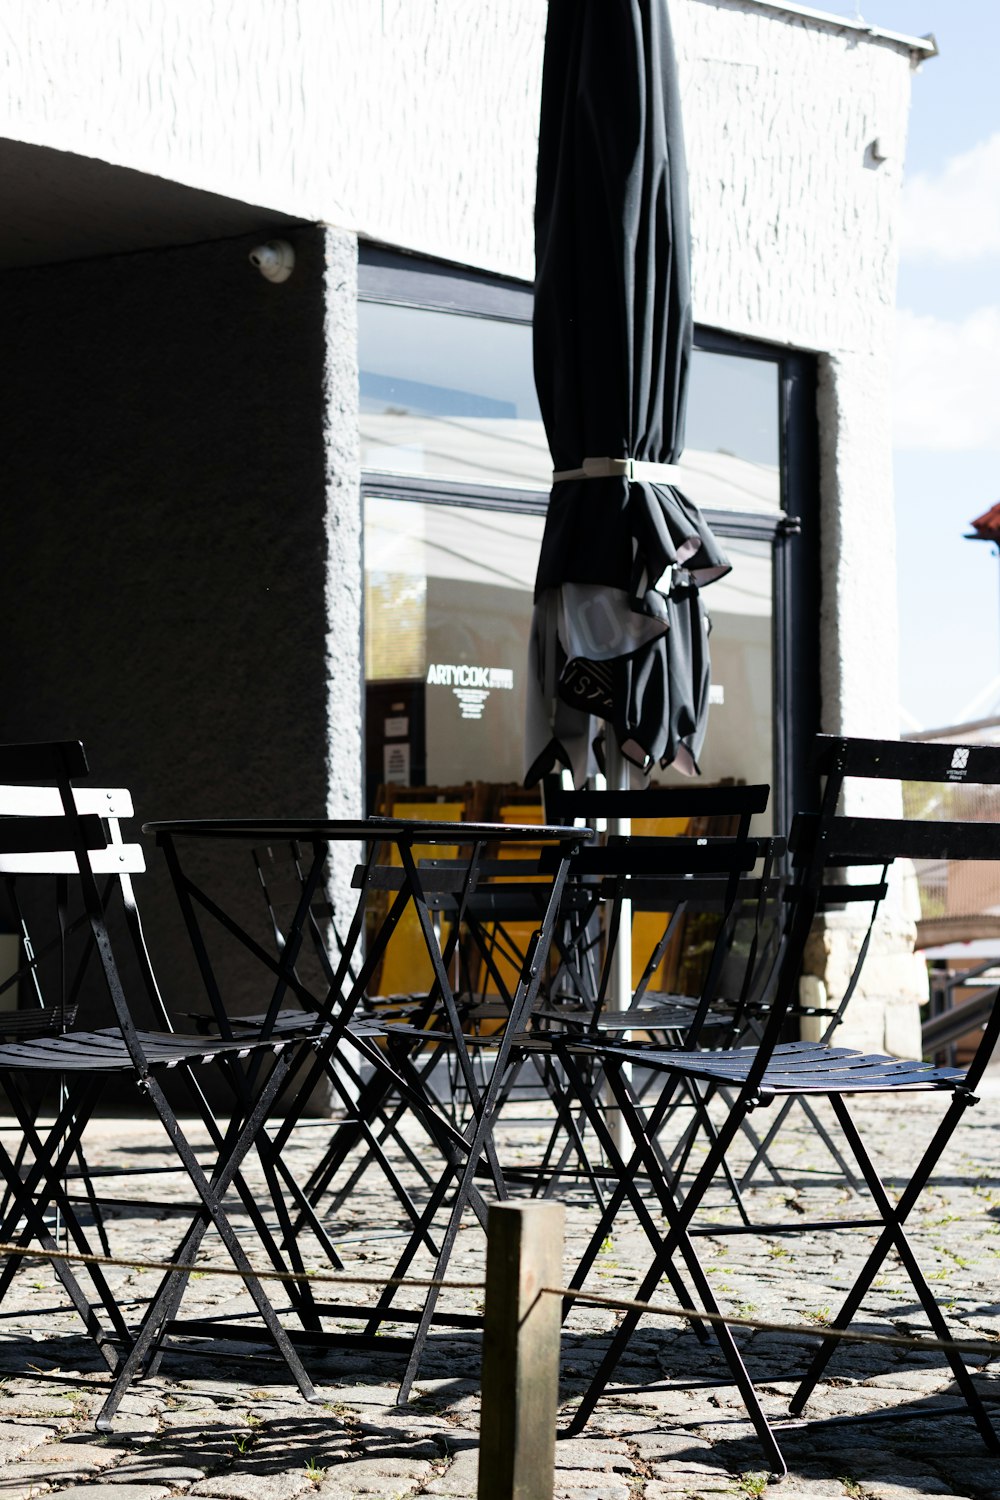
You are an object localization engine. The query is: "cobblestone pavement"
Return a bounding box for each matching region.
[1,1084,999,1500]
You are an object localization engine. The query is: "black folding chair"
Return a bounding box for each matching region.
[519,784,781,1201]
[565,734,1000,1475]
[0,778,141,1251]
[0,741,324,1429]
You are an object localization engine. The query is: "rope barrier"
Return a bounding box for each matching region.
[0,1242,479,1294]
[552,1285,1000,1358]
[2,1240,997,1359]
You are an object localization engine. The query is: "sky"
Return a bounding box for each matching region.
[821,1,1000,731]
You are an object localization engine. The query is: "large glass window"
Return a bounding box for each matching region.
[364,497,772,818]
[359,303,547,488]
[359,301,780,512]
[358,250,818,832]
[364,496,544,810]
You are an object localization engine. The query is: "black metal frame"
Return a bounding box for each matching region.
[145,815,590,1399]
[561,733,1000,1475]
[356,243,821,833]
[0,741,324,1429]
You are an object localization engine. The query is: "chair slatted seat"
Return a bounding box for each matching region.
[0,1006,79,1038]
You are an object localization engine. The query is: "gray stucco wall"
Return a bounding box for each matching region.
[0,226,335,1031]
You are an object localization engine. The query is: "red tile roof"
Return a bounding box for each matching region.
[970,502,1000,541]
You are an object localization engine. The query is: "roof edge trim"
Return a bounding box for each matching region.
[700,0,938,58]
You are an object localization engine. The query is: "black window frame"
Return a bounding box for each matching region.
[358,243,820,832]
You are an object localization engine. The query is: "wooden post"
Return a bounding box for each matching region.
[478,1201,565,1500]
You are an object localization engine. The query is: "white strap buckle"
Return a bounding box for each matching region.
[552,455,685,484]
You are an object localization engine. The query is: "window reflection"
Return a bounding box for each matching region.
[359,302,781,511]
[363,500,773,824]
[364,496,544,809]
[359,302,548,487]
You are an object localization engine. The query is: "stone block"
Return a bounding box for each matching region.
[312,1456,432,1496]
[191,1473,314,1500]
[420,1448,478,1495]
[35,1488,171,1500]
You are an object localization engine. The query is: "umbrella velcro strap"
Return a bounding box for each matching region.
[552,456,686,484]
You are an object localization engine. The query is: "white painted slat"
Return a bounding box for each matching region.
[0,844,146,875]
[0,785,134,818]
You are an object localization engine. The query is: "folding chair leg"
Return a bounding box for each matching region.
[306,1066,436,1209]
[670,1078,753,1226]
[394,1051,529,1401]
[562,1073,684,1313]
[336,1037,491,1343]
[96,1062,320,1431]
[255,1151,325,1334]
[559,1052,707,1341]
[0,1077,130,1362]
[324,1112,439,1254]
[738,1093,859,1191]
[710,1085,785,1188]
[70,1133,113,1258]
[0,1122,30,1227]
[533,1063,608,1210]
[790,1094,1000,1454]
[271,1151,348,1270]
[566,1068,785,1476]
[567,1080,788,1477]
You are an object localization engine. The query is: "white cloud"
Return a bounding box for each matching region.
[893,305,1000,451]
[901,132,1000,261]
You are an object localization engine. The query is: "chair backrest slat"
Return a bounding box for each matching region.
[824,816,1000,864]
[0,740,89,782]
[0,784,134,818]
[0,738,169,1046]
[547,835,773,878]
[815,734,1000,786]
[0,845,146,876]
[546,783,769,822]
[765,735,1000,1097]
[0,813,107,854]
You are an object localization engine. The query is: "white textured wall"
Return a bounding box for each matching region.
[0,0,924,1049]
[674,2,917,765]
[322,226,363,894]
[0,2,915,351]
[0,0,546,277]
[678,3,915,357]
[0,0,920,750]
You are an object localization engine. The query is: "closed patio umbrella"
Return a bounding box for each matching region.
[525,0,730,791]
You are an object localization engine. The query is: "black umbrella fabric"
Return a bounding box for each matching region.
[525,0,730,788]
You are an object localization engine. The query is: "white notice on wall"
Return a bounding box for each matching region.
[383,742,411,785]
[709,683,725,706]
[384,716,409,738]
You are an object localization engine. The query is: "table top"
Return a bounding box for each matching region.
[143,816,594,845]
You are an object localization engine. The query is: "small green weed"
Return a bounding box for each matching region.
[737,1471,769,1498]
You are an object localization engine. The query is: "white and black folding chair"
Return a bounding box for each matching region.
[565,734,1000,1476]
[0,740,323,1429]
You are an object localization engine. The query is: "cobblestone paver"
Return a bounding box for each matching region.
[1,1083,999,1499]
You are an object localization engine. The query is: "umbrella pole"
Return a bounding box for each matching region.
[605,741,632,1156]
